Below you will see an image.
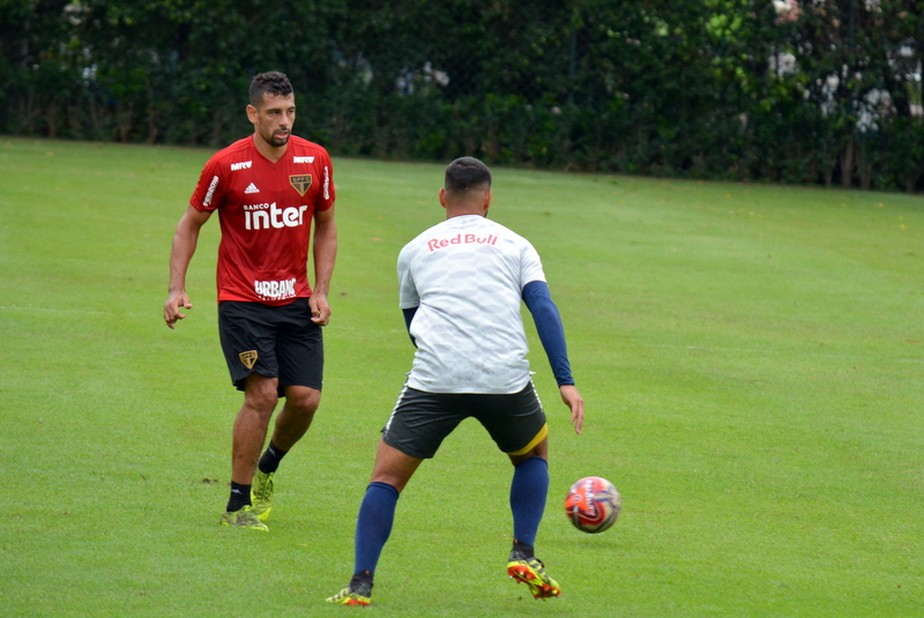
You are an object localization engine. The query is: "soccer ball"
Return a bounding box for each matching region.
[564,476,621,533]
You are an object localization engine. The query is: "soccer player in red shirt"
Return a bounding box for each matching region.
[163,71,337,531]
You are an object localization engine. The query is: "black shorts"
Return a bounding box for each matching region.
[381,382,548,459]
[217,298,323,393]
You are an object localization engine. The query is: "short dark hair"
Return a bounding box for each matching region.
[444,156,492,193]
[249,71,294,106]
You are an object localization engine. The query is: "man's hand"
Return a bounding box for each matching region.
[164,291,192,329]
[309,292,331,326]
[559,384,585,434]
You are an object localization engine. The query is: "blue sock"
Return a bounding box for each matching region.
[354,481,400,577]
[510,457,549,548]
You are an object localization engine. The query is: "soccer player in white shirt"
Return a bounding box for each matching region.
[327,157,585,606]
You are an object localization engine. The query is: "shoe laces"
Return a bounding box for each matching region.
[254,472,274,500]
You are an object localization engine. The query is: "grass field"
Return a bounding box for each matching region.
[0,136,922,617]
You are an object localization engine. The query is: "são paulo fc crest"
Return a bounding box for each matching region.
[290,174,312,196]
[239,350,258,369]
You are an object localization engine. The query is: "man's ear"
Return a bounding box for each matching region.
[438,187,448,210]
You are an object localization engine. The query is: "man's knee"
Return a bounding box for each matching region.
[285,385,321,413]
[244,374,280,413]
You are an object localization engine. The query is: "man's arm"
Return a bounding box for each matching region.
[310,205,338,325]
[522,280,584,434]
[164,205,211,329]
[522,281,573,386]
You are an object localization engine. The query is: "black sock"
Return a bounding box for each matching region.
[258,440,288,474]
[350,570,373,595]
[512,539,534,558]
[227,481,251,512]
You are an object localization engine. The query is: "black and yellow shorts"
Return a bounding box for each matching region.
[382,381,548,459]
[217,298,324,393]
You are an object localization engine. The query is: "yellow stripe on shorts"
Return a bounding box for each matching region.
[509,422,548,457]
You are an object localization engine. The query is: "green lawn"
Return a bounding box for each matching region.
[0,137,921,617]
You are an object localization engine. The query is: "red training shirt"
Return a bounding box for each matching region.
[189,135,336,306]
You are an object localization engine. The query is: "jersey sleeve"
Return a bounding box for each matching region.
[397,244,419,309]
[519,240,547,288]
[189,154,226,212]
[315,150,336,212]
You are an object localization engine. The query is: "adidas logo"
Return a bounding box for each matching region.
[244,182,260,194]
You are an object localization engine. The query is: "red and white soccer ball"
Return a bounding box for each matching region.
[564,476,621,533]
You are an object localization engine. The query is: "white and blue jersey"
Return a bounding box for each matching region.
[397,214,547,394]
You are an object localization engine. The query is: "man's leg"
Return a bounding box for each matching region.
[357,439,422,568]
[221,373,279,531]
[506,439,560,598]
[509,455,549,550]
[251,385,320,521]
[268,385,320,451]
[232,374,280,486]
[327,440,422,606]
